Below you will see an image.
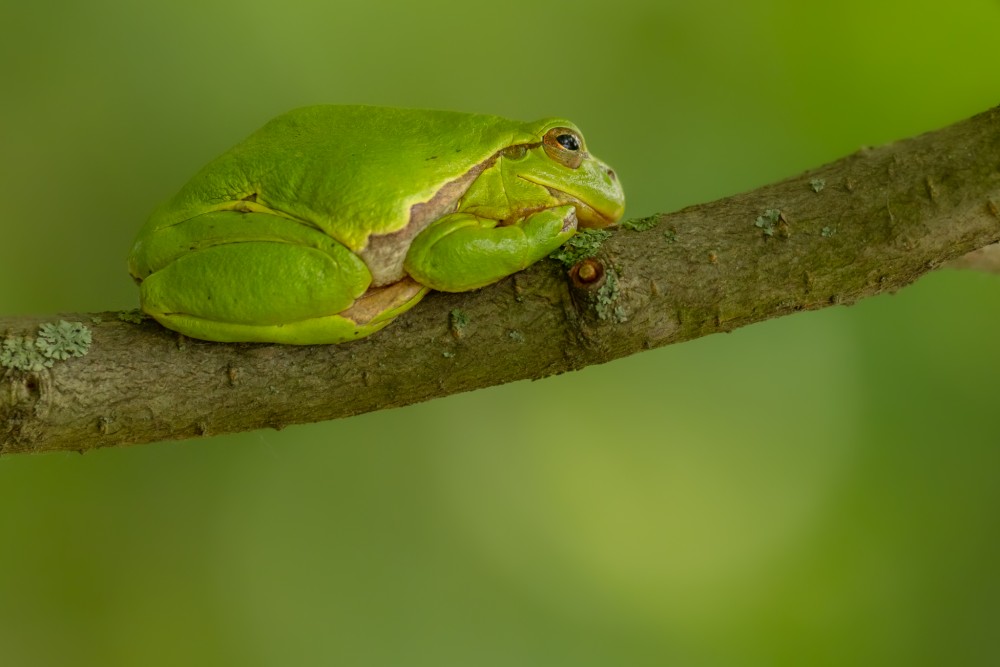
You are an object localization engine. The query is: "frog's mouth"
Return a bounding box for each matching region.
[540,188,621,228]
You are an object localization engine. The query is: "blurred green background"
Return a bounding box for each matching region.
[2,1,999,665]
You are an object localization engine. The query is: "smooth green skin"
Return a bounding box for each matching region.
[128,105,625,344]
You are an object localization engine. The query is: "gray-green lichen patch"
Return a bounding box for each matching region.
[595,269,627,323]
[36,320,92,360]
[754,209,782,237]
[821,226,837,238]
[621,215,660,232]
[449,309,470,337]
[507,329,525,343]
[810,178,826,193]
[1,336,53,371]
[1,320,93,371]
[550,229,614,267]
[663,229,678,243]
[117,309,146,324]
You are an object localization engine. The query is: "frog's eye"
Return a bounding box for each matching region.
[543,127,585,169]
[557,134,580,151]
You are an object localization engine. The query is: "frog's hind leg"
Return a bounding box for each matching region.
[138,237,379,344]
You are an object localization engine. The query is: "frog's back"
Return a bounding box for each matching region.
[148,105,539,250]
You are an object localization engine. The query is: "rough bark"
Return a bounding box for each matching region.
[3,106,1000,455]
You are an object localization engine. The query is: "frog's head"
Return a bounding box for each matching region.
[501,119,625,228]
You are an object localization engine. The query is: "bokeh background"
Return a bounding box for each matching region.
[2,1,999,665]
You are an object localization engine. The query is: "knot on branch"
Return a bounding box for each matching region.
[568,257,629,325]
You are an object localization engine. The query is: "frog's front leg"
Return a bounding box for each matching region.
[403,205,577,292]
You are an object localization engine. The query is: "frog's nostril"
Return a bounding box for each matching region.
[607,168,616,181]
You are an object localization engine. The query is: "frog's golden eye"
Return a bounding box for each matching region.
[543,127,585,169]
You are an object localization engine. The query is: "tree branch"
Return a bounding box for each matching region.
[3,106,1000,455]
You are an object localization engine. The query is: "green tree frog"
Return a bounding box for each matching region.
[128,105,625,344]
